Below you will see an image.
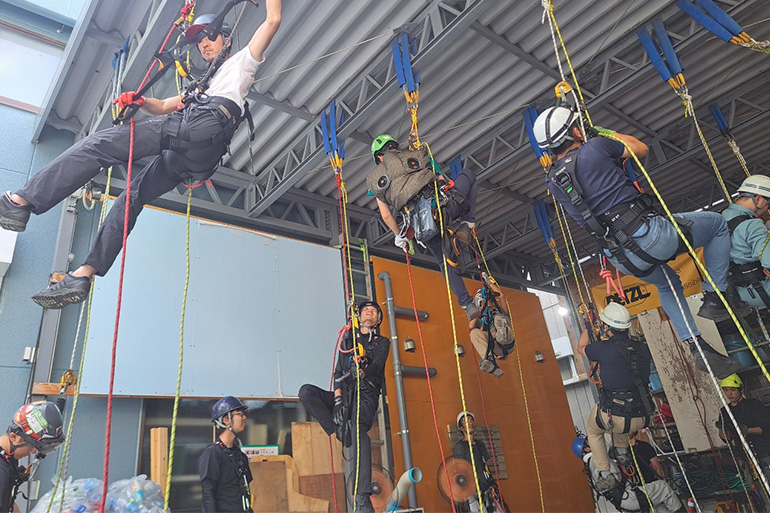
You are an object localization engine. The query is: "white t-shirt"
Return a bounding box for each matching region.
[205,46,263,113]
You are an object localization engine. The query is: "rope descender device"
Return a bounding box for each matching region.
[59,370,77,395]
[391,33,421,148]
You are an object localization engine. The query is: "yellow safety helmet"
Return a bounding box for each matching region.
[720,373,743,389]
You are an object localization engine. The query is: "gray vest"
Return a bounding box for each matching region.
[366,147,436,212]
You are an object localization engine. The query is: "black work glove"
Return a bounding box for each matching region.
[332,395,346,426]
[739,424,750,436]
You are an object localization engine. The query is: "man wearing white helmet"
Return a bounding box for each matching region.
[722,175,770,308]
[577,302,654,493]
[534,106,744,379]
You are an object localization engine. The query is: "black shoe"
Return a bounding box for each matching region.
[354,494,375,513]
[697,290,750,322]
[32,274,92,309]
[0,192,31,232]
[689,336,743,379]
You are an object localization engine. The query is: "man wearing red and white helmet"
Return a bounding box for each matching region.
[1,401,64,513]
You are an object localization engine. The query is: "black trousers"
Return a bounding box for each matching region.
[17,107,227,276]
[298,384,379,497]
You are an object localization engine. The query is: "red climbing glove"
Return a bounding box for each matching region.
[112,91,145,111]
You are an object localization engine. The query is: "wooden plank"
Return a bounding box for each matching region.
[299,474,345,512]
[150,427,169,497]
[292,422,343,477]
[32,383,74,396]
[250,455,329,513]
[250,460,289,512]
[637,307,725,452]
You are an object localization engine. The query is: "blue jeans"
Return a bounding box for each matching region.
[607,211,730,341]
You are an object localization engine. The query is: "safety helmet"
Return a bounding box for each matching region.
[473,288,486,310]
[456,411,475,430]
[10,401,64,455]
[572,436,588,458]
[599,302,632,330]
[358,300,383,328]
[185,14,232,42]
[737,175,770,199]
[721,373,743,389]
[533,106,578,149]
[211,396,247,427]
[371,134,398,164]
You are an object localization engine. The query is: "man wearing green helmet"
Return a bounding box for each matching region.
[722,175,770,309]
[716,373,770,468]
[368,135,480,320]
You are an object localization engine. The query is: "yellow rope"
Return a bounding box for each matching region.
[473,237,545,512]
[555,202,587,309]
[628,437,656,513]
[726,138,751,178]
[163,185,191,510]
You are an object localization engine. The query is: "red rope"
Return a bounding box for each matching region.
[98,117,135,513]
[405,252,457,512]
[469,349,506,507]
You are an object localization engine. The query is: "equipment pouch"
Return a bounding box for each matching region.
[412,196,438,242]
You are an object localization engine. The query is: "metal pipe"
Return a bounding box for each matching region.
[378,271,418,508]
[401,366,437,378]
[394,305,429,320]
[386,467,422,512]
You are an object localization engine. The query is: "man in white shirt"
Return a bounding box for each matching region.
[0,0,281,309]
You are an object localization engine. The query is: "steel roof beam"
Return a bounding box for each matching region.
[246,0,495,217]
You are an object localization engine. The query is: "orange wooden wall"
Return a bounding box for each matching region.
[371,257,594,512]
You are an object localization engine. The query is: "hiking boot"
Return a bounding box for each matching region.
[479,356,504,378]
[463,302,479,321]
[593,471,618,492]
[31,274,92,309]
[0,192,31,232]
[354,494,374,513]
[697,290,750,322]
[689,337,743,379]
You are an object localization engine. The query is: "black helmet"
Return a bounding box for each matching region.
[358,300,383,329]
[185,14,232,42]
[212,396,247,427]
[10,402,64,456]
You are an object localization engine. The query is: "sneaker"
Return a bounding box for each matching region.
[354,494,375,513]
[593,471,618,492]
[479,356,504,378]
[463,302,479,321]
[689,337,743,379]
[697,290,750,322]
[31,274,92,309]
[0,192,31,232]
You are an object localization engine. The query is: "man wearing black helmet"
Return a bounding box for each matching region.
[298,300,391,513]
[198,397,253,513]
[0,0,281,309]
[1,401,64,513]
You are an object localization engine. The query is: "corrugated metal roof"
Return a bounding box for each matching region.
[32,0,770,283]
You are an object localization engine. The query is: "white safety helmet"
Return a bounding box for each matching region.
[599,302,632,330]
[457,411,475,430]
[737,175,770,198]
[533,106,578,149]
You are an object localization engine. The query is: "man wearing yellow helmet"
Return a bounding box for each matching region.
[716,373,770,468]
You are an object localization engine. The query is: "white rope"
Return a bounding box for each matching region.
[68,302,87,371]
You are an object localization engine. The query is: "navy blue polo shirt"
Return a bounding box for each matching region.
[585,335,651,391]
[547,138,638,228]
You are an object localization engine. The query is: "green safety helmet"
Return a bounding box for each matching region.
[371,134,398,164]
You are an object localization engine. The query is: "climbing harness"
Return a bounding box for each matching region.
[726,213,770,309]
[709,103,751,178]
[637,19,731,202]
[678,0,770,54]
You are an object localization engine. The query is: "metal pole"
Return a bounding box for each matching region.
[377,271,417,508]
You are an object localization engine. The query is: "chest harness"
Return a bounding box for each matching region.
[215,440,251,511]
[726,213,770,308]
[548,150,692,277]
[596,338,654,434]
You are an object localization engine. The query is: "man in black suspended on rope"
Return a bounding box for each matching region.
[468,273,514,378]
[0,0,281,309]
[721,174,770,309]
[368,134,480,321]
[534,105,745,379]
[577,302,655,493]
[298,301,390,513]
[0,401,65,513]
[198,396,253,513]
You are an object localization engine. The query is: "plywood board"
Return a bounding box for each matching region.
[637,308,725,452]
[291,422,343,477]
[251,455,329,513]
[298,474,345,511]
[250,460,289,512]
